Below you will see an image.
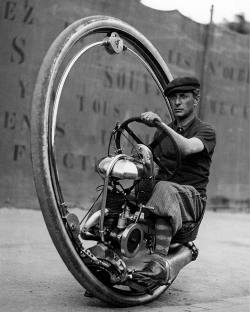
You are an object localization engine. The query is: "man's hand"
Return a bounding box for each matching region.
[141,111,162,127]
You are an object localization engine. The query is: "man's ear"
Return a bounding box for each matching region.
[194,95,200,106]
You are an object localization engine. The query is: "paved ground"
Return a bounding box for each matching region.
[0,208,250,312]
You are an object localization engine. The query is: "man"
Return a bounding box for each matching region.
[138,76,216,284]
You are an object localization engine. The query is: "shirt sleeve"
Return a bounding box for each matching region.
[194,123,216,154]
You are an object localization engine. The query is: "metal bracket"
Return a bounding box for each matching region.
[64,213,80,239]
[185,241,199,260]
[103,32,126,54]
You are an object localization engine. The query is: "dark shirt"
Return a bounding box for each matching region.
[151,117,216,197]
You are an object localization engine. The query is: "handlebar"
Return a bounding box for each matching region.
[118,116,162,128]
[114,115,182,180]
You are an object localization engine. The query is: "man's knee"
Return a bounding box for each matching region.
[154,181,178,195]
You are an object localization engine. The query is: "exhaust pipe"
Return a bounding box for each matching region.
[81,209,108,232]
[81,209,108,240]
[165,243,198,285]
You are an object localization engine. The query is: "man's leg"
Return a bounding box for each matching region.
[137,181,202,284]
[154,216,172,257]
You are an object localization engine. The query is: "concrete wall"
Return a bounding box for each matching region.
[0,0,249,209]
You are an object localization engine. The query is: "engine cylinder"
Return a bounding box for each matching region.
[120,223,144,258]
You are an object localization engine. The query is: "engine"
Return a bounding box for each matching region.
[81,189,145,258]
[80,144,155,278]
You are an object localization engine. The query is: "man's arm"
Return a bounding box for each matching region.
[157,122,204,156]
[141,112,204,156]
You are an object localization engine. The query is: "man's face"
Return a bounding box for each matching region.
[168,92,196,120]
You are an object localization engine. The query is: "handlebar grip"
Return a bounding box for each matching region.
[121,116,162,128]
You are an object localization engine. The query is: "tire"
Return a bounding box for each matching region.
[31,15,173,306]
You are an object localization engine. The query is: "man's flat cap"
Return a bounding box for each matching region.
[164,76,200,96]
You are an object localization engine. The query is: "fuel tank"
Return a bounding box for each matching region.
[97,145,154,180]
[97,156,144,179]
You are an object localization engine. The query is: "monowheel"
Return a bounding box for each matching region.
[31,15,174,306]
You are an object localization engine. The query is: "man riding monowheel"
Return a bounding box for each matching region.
[137,76,216,285]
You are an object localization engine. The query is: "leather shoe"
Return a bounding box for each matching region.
[133,256,169,287]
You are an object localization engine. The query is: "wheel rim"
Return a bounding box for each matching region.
[32,15,175,306]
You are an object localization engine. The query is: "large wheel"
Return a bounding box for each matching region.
[31,15,174,306]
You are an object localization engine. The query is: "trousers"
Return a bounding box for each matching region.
[146,181,205,237]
